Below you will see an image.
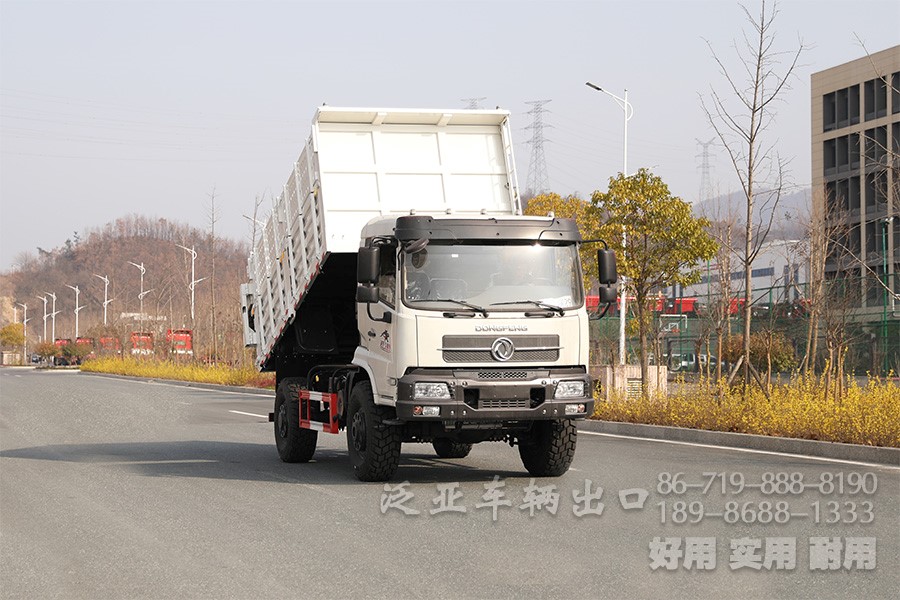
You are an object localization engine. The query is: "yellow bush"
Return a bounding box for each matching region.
[80,356,275,389]
[593,376,900,448]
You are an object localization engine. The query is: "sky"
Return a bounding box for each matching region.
[1,0,898,270]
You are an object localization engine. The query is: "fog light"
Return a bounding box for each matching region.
[556,381,586,398]
[414,382,451,400]
[565,403,586,415]
[422,406,440,417]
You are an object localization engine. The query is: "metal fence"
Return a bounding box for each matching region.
[589,273,900,377]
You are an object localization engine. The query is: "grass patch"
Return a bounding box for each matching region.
[593,376,900,448]
[80,356,275,389]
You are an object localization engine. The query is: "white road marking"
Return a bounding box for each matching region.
[229,410,269,419]
[579,430,900,471]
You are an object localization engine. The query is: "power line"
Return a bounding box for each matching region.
[524,100,552,195]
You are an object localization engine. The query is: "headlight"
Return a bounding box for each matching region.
[556,381,586,399]
[414,382,451,400]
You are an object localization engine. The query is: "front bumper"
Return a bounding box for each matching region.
[396,367,593,423]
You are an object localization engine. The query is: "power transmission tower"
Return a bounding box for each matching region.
[525,100,552,195]
[461,97,486,109]
[696,138,717,203]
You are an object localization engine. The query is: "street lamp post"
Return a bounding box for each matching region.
[66,284,85,338]
[882,216,893,374]
[46,292,59,342]
[94,274,113,326]
[586,81,633,366]
[37,295,48,342]
[16,302,28,360]
[177,244,207,323]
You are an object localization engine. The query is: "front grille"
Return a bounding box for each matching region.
[477,370,529,380]
[441,335,560,363]
[480,398,530,409]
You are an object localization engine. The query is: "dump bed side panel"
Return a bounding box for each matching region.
[244,108,521,368]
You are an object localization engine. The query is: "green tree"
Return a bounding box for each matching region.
[0,323,25,349]
[591,168,718,392]
[525,192,602,290]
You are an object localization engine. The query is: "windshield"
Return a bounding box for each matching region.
[402,243,583,311]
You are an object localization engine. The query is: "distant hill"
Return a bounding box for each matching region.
[693,187,810,241]
[0,214,249,361]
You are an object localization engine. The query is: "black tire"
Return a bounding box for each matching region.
[274,377,317,463]
[432,438,473,459]
[346,381,401,481]
[518,419,577,477]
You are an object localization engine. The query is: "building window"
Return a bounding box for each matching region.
[892,72,900,115]
[865,170,888,215]
[824,138,836,175]
[864,77,887,121]
[823,91,836,131]
[864,126,887,168]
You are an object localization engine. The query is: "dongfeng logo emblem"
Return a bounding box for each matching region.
[490,337,515,361]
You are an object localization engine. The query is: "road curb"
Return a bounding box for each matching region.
[80,371,274,396]
[79,371,898,466]
[579,420,900,466]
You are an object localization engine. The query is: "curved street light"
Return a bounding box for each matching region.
[586,81,633,366]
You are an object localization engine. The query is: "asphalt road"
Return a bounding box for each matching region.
[1,368,897,599]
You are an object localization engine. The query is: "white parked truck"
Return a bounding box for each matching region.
[241,107,617,481]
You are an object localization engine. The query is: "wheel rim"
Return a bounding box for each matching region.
[276,403,288,439]
[350,410,366,453]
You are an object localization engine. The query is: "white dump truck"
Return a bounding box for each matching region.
[241,107,617,481]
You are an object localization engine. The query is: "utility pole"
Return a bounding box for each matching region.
[524,100,552,195]
[16,303,28,360]
[461,97,486,109]
[176,244,207,323]
[66,284,85,338]
[696,138,716,203]
[94,274,112,325]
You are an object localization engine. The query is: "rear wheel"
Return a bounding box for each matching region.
[432,438,472,459]
[346,381,402,481]
[274,377,317,463]
[518,419,577,477]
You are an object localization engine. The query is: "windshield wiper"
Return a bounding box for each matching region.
[410,298,488,317]
[489,300,565,316]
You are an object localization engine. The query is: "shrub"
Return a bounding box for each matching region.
[80,357,275,389]
[593,375,900,447]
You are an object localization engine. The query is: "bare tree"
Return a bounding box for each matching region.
[206,187,220,361]
[701,0,804,393]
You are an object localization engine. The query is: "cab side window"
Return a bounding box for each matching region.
[376,246,396,307]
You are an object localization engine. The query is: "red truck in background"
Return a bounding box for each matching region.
[53,338,72,365]
[99,336,122,355]
[166,329,193,356]
[130,332,154,356]
[75,337,96,361]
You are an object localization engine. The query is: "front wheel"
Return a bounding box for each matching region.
[346,382,402,481]
[274,378,317,463]
[518,419,577,477]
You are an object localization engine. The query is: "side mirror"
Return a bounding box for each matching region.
[597,284,617,304]
[357,247,380,284]
[356,285,379,304]
[597,249,617,285]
